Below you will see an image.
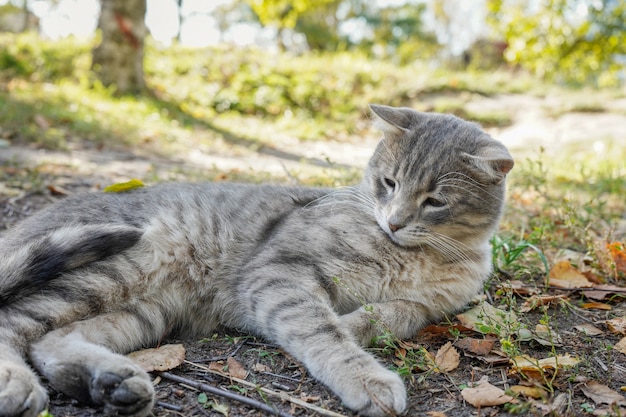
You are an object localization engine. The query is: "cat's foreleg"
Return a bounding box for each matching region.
[29,310,161,417]
[247,285,406,417]
[340,300,435,346]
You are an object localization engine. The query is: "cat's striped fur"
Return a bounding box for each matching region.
[0,105,513,417]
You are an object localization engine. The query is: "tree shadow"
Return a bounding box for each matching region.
[1,86,355,176]
[142,92,354,170]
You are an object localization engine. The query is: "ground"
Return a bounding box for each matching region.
[1,91,626,417]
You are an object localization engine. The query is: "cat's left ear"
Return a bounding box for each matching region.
[369,104,415,134]
[464,145,514,184]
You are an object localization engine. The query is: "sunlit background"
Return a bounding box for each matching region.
[2,0,492,52]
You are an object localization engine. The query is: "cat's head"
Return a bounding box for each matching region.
[364,104,514,249]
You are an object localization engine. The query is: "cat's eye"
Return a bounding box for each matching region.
[383,178,396,189]
[424,197,446,208]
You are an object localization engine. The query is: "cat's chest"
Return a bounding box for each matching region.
[334,246,487,311]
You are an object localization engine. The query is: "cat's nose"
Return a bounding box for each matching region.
[388,223,405,232]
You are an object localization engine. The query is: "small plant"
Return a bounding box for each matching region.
[491,229,549,278]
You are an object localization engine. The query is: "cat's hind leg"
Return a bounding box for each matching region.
[29,309,164,417]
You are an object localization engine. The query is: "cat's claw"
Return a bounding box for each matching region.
[0,362,48,417]
[90,368,154,417]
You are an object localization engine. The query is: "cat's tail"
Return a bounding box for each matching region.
[0,224,143,304]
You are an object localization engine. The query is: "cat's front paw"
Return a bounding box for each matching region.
[0,361,48,417]
[90,364,154,417]
[342,368,406,417]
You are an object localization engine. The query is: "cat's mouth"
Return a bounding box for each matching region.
[376,217,416,247]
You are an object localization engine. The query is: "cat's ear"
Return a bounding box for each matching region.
[369,104,415,134]
[464,145,514,184]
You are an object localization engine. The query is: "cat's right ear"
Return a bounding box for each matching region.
[369,104,414,135]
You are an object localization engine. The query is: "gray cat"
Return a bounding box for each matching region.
[0,105,513,417]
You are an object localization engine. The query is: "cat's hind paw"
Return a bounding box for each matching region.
[0,361,48,417]
[90,366,154,417]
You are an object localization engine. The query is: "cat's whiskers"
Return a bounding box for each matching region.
[406,229,479,273]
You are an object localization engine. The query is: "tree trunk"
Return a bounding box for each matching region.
[92,0,147,95]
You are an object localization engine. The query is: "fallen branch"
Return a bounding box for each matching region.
[159,371,293,417]
[184,360,349,417]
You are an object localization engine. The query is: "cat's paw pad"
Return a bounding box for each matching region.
[346,370,406,417]
[0,362,48,417]
[90,367,154,417]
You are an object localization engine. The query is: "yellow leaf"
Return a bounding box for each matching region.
[510,385,547,399]
[510,354,579,373]
[581,301,612,310]
[548,261,592,288]
[607,242,626,275]
[103,178,145,193]
[434,342,460,373]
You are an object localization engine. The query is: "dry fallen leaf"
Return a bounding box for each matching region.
[511,354,580,377]
[614,337,626,355]
[434,342,460,373]
[426,411,447,417]
[520,294,568,312]
[456,302,516,335]
[418,324,471,340]
[607,242,626,275]
[455,338,495,356]
[510,385,547,399]
[208,358,249,380]
[226,356,249,380]
[606,317,626,335]
[580,380,626,407]
[254,362,272,373]
[574,323,604,336]
[583,284,626,300]
[548,260,593,288]
[581,301,612,310]
[461,378,515,407]
[127,344,186,372]
[499,280,539,296]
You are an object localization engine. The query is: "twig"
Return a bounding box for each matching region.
[159,371,293,417]
[261,371,304,383]
[156,401,184,412]
[184,360,349,417]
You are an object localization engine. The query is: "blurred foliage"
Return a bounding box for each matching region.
[243,0,440,62]
[246,0,337,30]
[0,33,91,80]
[487,0,626,87]
[0,32,540,155]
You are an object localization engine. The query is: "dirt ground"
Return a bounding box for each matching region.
[1,92,626,417]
